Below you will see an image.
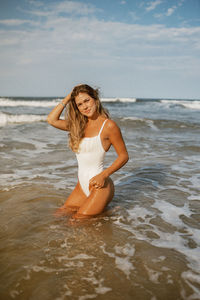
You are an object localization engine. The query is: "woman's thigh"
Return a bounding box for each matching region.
[63,182,87,209]
[55,182,87,216]
[74,178,114,218]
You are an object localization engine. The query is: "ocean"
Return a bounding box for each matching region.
[0,96,200,299]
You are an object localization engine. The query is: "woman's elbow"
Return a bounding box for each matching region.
[125,153,129,164]
[47,115,53,125]
[121,153,129,165]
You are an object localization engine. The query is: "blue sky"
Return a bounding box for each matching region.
[0,0,200,98]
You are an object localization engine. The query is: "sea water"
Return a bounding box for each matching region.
[0,96,200,299]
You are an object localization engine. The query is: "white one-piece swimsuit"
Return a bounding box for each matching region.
[76,119,108,197]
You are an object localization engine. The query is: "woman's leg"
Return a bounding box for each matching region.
[73,178,114,219]
[55,182,87,216]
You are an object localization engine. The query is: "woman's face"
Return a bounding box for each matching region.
[75,92,97,117]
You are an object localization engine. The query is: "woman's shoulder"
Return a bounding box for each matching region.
[106,119,118,127]
[104,119,120,133]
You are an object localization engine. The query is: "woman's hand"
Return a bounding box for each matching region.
[89,173,106,190]
[47,91,72,131]
[62,92,72,105]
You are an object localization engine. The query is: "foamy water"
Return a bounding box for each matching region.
[0,97,200,299]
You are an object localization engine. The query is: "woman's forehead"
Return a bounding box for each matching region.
[75,93,90,104]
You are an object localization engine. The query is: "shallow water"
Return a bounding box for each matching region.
[0,97,200,299]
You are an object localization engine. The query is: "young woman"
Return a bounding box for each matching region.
[47,84,128,219]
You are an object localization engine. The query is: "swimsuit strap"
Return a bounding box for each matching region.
[98,119,108,136]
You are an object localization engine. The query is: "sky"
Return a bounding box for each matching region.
[0,0,200,98]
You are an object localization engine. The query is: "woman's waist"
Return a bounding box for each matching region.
[76,155,104,168]
[78,165,103,177]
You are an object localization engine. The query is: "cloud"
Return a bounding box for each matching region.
[0,0,200,97]
[166,6,177,16]
[23,0,98,17]
[1,13,199,64]
[145,0,162,12]
[154,4,179,19]
[0,19,36,26]
[129,11,140,22]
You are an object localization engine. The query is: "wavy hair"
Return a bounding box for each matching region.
[65,84,109,152]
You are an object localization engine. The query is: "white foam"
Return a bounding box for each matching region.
[145,265,162,284]
[114,203,200,276]
[161,99,200,110]
[122,116,144,121]
[102,97,136,102]
[122,117,159,130]
[57,253,95,263]
[81,269,112,298]
[145,119,159,131]
[0,97,136,107]
[0,98,60,107]
[79,294,97,300]
[182,271,200,284]
[115,256,134,278]
[95,286,112,294]
[0,112,47,126]
[152,201,190,228]
[55,284,72,300]
[181,271,200,299]
[101,243,135,279]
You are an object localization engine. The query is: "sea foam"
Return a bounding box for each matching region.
[161,99,200,110]
[0,97,136,107]
[0,98,60,107]
[0,112,47,126]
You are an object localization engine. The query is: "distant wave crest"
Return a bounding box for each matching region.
[161,100,200,110]
[0,97,199,110]
[0,112,47,126]
[0,97,137,107]
[0,98,60,107]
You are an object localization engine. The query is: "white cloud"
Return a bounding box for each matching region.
[0,19,36,26]
[178,0,185,7]
[129,11,140,21]
[166,6,177,16]
[28,0,43,7]
[146,0,162,12]
[0,0,200,97]
[1,14,199,64]
[23,0,98,17]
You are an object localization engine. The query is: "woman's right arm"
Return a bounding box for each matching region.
[47,92,71,131]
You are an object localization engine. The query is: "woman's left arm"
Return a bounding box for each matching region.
[89,120,129,188]
[102,120,129,178]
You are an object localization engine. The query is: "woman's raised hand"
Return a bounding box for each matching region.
[62,91,72,106]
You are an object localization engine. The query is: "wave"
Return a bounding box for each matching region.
[120,116,200,130]
[0,98,61,107]
[161,100,200,110]
[102,98,137,103]
[121,117,160,131]
[1,97,199,111]
[0,97,137,107]
[0,112,47,126]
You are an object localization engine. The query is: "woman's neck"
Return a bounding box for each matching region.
[87,112,100,123]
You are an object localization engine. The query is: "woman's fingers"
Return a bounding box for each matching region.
[90,180,100,189]
[89,175,106,189]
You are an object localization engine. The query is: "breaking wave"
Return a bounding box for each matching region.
[0,112,47,126]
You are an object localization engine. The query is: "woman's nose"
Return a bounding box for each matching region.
[83,103,88,110]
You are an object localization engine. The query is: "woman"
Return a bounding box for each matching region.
[47,84,128,219]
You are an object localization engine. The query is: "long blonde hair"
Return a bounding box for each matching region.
[65,84,109,152]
